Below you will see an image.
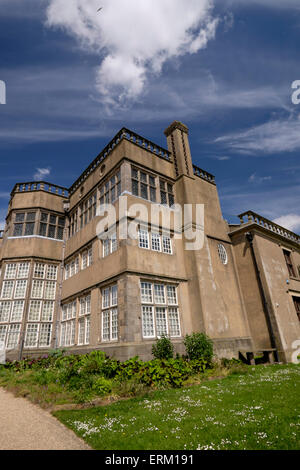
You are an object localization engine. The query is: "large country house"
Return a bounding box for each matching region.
[0,121,299,363]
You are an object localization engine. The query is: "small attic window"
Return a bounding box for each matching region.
[218,243,228,265]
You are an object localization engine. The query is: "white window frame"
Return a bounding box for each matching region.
[14,280,27,299]
[4,264,17,280]
[10,301,24,323]
[0,301,11,323]
[44,281,56,300]
[28,300,42,322]
[151,233,161,252]
[39,323,52,347]
[142,305,155,339]
[31,280,44,299]
[140,281,181,339]
[1,281,14,299]
[138,229,149,250]
[24,324,40,348]
[154,284,166,305]
[140,282,153,304]
[168,307,181,337]
[101,285,118,342]
[17,263,30,279]
[46,265,58,280]
[6,323,21,349]
[162,235,173,255]
[81,251,88,270]
[41,301,54,322]
[34,263,45,279]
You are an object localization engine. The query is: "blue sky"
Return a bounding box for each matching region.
[0,0,299,233]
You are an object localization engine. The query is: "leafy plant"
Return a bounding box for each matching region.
[183,332,213,364]
[151,334,174,360]
[221,357,242,368]
[92,377,112,396]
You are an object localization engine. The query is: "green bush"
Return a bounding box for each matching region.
[78,350,106,374]
[119,357,208,389]
[2,347,211,401]
[151,335,174,360]
[183,332,213,364]
[221,357,242,368]
[33,369,58,386]
[117,357,144,380]
[92,376,112,396]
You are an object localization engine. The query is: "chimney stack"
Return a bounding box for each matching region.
[164,121,194,178]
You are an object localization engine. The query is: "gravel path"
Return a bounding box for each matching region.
[0,388,90,450]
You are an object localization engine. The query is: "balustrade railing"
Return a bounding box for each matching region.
[238,211,300,244]
[193,164,216,185]
[12,182,69,198]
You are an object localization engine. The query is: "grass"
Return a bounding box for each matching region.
[0,368,77,408]
[53,364,300,450]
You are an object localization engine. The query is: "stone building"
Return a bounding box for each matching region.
[0,121,299,363]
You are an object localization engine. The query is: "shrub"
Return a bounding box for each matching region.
[48,348,66,360]
[221,357,242,368]
[33,369,58,386]
[92,377,112,396]
[117,357,144,380]
[79,350,106,374]
[183,332,213,364]
[151,335,174,360]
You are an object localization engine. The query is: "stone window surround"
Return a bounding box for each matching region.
[140,280,181,339]
[11,209,65,240]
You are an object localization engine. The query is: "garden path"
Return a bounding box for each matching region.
[0,388,90,450]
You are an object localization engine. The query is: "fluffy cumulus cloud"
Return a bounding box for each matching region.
[46,0,218,106]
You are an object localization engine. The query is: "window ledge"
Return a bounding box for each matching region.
[8,235,63,242]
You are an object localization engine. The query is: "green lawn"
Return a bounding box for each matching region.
[54,364,300,450]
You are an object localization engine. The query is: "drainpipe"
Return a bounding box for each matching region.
[245,232,279,362]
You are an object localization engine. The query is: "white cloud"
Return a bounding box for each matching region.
[0,127,108,144]
[248,173,272,184]
[33,167,51,181]
[46,0,218,107]
[273,214,300,233]
[215,114,300,155]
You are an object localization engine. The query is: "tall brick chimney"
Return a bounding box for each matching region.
[164,121,194,178]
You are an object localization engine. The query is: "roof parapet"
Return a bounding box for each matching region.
[193,164,216,185]
[69,127,172,196]
[238,210,300,245]
[11,181,69,198]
